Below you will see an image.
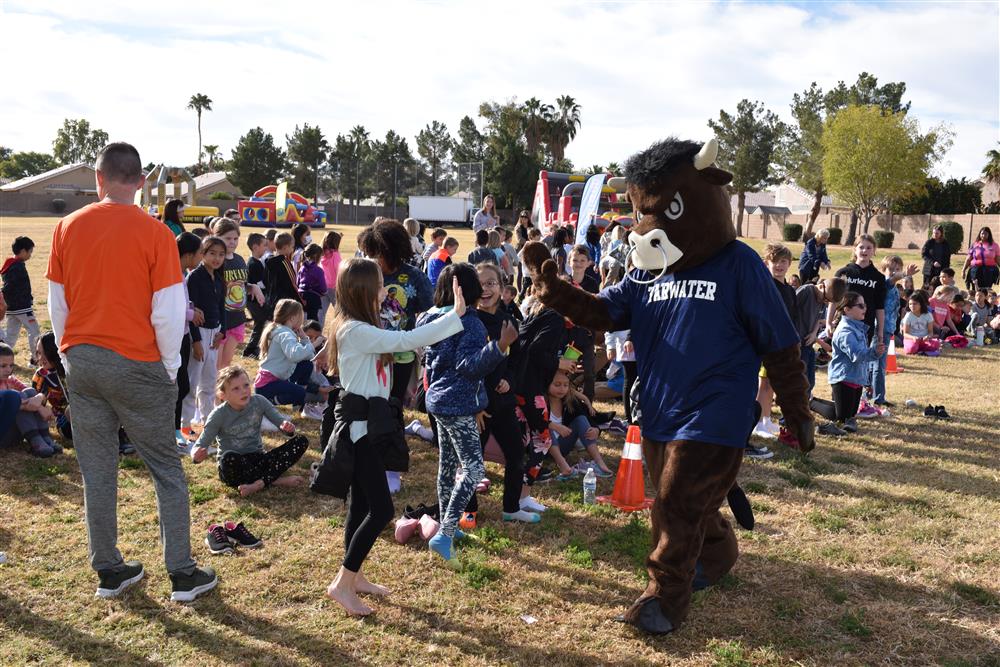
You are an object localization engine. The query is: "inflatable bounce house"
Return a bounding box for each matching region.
[137,165,219,225]
[238,182,327,228]
[530,170,633,240]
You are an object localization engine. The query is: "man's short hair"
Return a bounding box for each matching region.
[12,236,34,254]
[431,227,447,241]
[0,343,14,358]
[265,229,278,241]
[444,237,460,249]
[475,229,490,246]
[95,142,142,183]
[224,209,240,220]
[246,233,266,249]
[941,267,956,278]
[191,227,209,239]
[275,232,294,249]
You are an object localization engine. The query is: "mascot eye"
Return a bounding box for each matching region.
[663,192,684,220]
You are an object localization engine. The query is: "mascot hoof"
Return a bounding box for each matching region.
[618,597,675,636]
[726,483,754,531]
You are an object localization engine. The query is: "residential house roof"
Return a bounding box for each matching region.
[0,163,95,192]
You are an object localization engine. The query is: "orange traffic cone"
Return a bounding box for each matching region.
[597,425,654,512]
[886,338,903,374]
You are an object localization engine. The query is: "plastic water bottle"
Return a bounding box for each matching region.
[583,466,597,505]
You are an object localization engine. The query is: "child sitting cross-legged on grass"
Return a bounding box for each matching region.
[546,370,613,479]
[0,342,61,457]
[192,366,308,497]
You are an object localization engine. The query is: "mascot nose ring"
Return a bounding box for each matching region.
[624,242,670,285]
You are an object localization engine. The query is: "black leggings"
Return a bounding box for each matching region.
[343,436,394,572]
[831,383,863,423]
[175,335,191,430]
[622,360,638,425]
[218,435,309,488]
[302,291,321,321]
[390,360,415,405]
[466,405,524,514]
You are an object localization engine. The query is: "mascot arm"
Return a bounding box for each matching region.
[520,241,616,331]
[762,344,815,452]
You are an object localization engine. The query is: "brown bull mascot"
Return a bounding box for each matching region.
[522,137,813,636]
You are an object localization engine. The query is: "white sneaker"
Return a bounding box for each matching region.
[405,419,423,436]
[751,419,778,440]
[520,496,547,513]
[261,418,279,432]
[301,403,325,420]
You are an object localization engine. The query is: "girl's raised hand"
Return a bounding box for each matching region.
[453,276,466,316]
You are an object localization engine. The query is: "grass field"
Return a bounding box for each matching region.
[0,216,998,666]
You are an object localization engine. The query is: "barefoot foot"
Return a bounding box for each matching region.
[238,480,266,497]
[326,583,374,616]
[272,476,304,488]
[355,572,391,597]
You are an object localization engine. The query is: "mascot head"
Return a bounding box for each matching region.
[624,138,734,277]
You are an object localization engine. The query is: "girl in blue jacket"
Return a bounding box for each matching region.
[826,291,880,434]
[418,263,518,560]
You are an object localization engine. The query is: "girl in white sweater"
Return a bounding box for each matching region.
[324,258,466,617]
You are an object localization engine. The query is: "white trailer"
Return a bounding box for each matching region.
[408,196,473,226]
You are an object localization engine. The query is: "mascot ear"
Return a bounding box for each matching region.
[698,167,732,186]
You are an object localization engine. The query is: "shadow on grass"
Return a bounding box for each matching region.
[630,554,1000,664]
[0,592,159,666]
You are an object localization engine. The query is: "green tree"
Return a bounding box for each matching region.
[329,126,372,208]
[285,123,330,201]
[0,151,59,179]
[824,72,910,115]
[202,144,222,169]
[708,99,786,237]
[370,130,415,206]
[982,145,1000,188]
[893,177,982,214]
[453,116,485,164]
[547,95,582,163]
[822,105,948,244]
[781,83,828,235]
[478,100,540,209]
[187,93,213,165]
[416,120,454,196]
[227,127,286,195]
[52,118,109,165]
[588,164,604,175]
[521,97,553,157]
[607,161,621,175]
[0,147,11,161]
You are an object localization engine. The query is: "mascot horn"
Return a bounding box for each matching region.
[521,137,813,636]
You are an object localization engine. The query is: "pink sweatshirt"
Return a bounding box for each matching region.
[320,250,341,290]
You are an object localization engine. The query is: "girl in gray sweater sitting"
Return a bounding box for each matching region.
[192,366,308,497]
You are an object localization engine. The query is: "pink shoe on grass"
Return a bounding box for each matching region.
[394,517,419,544]
[418,514,440,540]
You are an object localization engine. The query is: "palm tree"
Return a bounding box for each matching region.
[549,95,582,163]
[607,161,621,175]
[202,144,221,169]
[982,145,1000,186]
[521,97,553,156]
[187,93,213,164]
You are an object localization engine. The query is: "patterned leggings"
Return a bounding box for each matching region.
[217,435,309,488]
[433,414,486,537]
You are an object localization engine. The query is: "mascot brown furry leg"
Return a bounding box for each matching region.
[521,137,813,636]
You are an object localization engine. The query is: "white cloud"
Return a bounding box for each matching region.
[1,0,996,180]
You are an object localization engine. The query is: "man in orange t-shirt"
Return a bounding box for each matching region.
[47,142,218,603]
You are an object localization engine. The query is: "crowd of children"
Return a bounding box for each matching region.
[2,204,997,618]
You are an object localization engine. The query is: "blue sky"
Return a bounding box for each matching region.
[1,1,996,180]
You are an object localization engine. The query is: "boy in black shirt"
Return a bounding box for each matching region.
[244,233,268,358]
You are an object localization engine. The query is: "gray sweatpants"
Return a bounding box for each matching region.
[65,344,196,575]
[5,311,41,359]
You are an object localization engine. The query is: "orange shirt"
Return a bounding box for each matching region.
[47,202,182,362]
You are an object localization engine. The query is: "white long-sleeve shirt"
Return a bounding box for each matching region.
[337,310,463,442]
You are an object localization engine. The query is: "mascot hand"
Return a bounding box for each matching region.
[521,241,558,281]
